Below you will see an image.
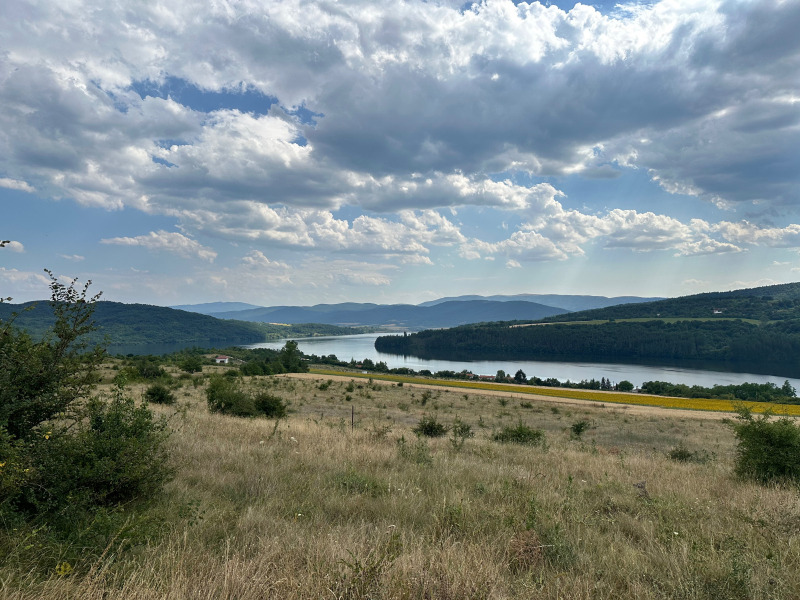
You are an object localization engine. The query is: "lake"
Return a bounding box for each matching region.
[245,333,800,390]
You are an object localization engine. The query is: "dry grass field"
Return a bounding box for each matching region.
[3,366,800,599]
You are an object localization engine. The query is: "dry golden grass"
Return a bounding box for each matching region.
[3,370,800,599]
[310,368,800,416]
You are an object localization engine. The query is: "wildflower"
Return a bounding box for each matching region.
[55,562,73,576]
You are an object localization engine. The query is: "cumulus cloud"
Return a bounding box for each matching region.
[0,0,796,217]
[0,0,797,301]
[0,268,50,292]
[1,240,24,253]
[100,230,217,261]
[714,221,800,248]
[0,178,35,193]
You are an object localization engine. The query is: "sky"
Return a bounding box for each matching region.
[1,0,799,307]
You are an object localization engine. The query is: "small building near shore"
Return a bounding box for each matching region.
[214,355,231,364]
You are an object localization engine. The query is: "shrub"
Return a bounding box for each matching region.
[570,420,592,438]
[668,442,711,464]
[413,415,448,438]
[206,376,256,416]
[179,356,204,373]
[493,423,545,446]
[253,392,287,418]
[30,393,172,516]
[134,358,167,380]
[450,418,474,450]
[144,382,176,405]
[206,376,287,418]
[0,273,172,531]
[730,406,800,484]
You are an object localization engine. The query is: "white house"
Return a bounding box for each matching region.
[214,355,231,364]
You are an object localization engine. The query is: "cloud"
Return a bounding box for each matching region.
[0,178,35,193]
[1,240,24,253]
[241,250,290,270]
[0,268,50,292]
[59,254,85,261]
[713,221,800,248]
[100,230,217,261]
[0,0,797,303]
[0,0,796,220]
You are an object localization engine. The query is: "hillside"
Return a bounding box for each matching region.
[169,301,263,315]
[375,282,800,378]
[540,282,800,322]
[418,293,664,312]
[0,301,363,350]
[211,299,568,328]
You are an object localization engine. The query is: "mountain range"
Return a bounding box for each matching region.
[173,294,663,329]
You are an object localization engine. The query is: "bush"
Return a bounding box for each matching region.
[206,376,287,418]
[413,415,448,438]
[493,423,546,446]
[570,420,592,438]
[179,356,204,373]
[253,392,288,418]
[144,382,176,405]
[206,376,255,416]
[450,418,474,450]
[667,442,711,464]
[30,393,172,517]
[731,407,800,484]
[0,272,172,530]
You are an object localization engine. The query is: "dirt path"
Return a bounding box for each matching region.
[282,372,735,421]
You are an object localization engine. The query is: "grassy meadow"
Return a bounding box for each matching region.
[3,365,800,599]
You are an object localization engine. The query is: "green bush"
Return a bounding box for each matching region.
[0,272,172,532]
[493,423,546,446]
[253,392,287,418]
[206,375,255,416]
[570,420,592,438]
[731,407,800,484]
[206,376,286,418]
[413,415,448,438]
[179,356,204,373]
[450,418,474,450]
[144,382,176,405]
[667,442,711,464]
[29,393,172,517]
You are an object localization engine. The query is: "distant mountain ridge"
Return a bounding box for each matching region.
[418,294,665,312]
[173,294,663,329]
[209,300,568,329]
[170,301,263,315]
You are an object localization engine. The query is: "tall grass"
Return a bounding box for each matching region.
[3,370,800,599]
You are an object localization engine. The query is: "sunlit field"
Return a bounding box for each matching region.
[3,365,800,600]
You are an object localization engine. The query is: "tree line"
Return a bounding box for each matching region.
[375,319,800,376]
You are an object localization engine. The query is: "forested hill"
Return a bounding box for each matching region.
[0,301,363,348]
[539,281,800,323]
[375,282,800,378]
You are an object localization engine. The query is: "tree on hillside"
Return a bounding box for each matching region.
[0,271,171,526]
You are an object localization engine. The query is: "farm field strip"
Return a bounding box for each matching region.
[309,367,800,415]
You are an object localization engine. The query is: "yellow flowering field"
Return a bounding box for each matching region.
[309,367,800,415]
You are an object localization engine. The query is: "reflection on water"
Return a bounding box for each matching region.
[245,333,800,389]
